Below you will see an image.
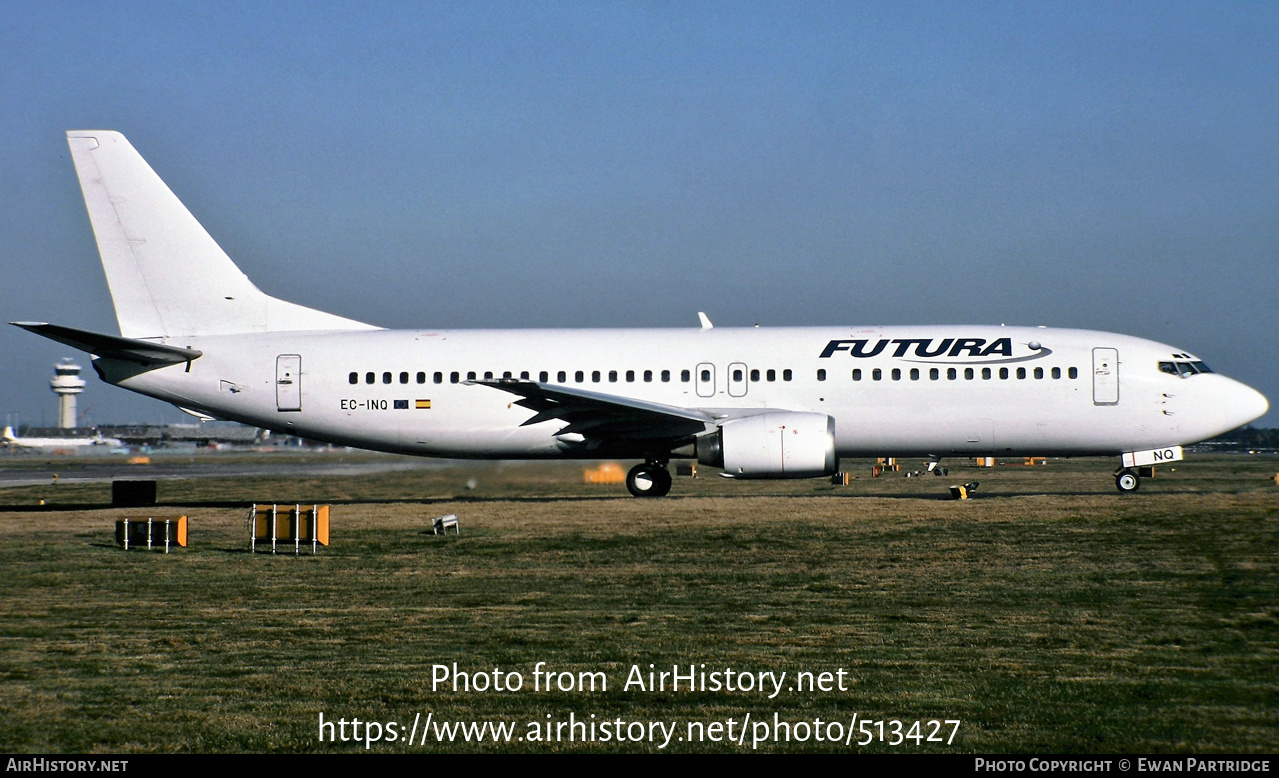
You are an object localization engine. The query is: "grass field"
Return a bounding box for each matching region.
[0,453,1275,753]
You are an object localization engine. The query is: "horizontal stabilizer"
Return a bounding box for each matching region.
[11,322,202,366]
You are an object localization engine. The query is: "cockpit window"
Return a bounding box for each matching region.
[1160,360,1214,377]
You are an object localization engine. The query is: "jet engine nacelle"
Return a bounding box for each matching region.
[697,412,837,479]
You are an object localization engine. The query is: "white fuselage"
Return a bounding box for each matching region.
[96,324,1266,461]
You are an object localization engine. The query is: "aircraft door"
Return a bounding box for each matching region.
[276,354,302,412]
[728,362,748,397]
[696,362,716,398]
[1092,348,1119,405]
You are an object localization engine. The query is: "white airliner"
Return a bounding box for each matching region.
[2,426,123,451]
[12,131,1269,495]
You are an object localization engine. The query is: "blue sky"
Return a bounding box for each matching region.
[1,1,1275,428]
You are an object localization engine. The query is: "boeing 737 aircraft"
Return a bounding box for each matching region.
[12,131,1269,495]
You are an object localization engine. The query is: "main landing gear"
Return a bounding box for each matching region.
[1114,468,1140,493]
[626,460,672,498]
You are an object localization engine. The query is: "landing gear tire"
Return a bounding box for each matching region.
[1115,470,1140,493]
[626,463,672,498]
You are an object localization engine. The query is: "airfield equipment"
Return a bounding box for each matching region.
[251,504,330,554]
[115,515,187,552]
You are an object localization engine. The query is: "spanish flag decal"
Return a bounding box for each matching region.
[416,399,432,409]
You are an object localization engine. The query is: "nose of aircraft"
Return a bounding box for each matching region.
[1225,379,1269,430]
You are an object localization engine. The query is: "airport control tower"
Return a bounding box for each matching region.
[50,358,86,429]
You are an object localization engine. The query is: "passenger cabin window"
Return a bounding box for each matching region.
[816,369,825,381]
[1017,367,1026,379]
[592,371,601,383]
[681,370,691,382]
[450,372,460,384]
[964,368,974,380]
[467,371,477,381]
[852,369,862,381]
[644,370,653,382]
[575,371,584,383]
[910,368,919,381]
[417,371,427,384]
[661,370,670,382]
[766,369,776,382]
[948,368,957,380]
[399,371,409,384]
[349,372,358,385]
[750,369,760,381]
[539,371,548,382]
[434,372,443,384]
[383,372,392,384]
[557,371,566,383]
[1051,367,1061,379]
[1068,367,1078,379]
[783,369,793,381]
[1034,367,1044,379]
[872,368,882,381]
[930,368,939,381]
[891,368,901,381]
[609,370,618,382]
[626,370,635,382]
[366,372,375,384]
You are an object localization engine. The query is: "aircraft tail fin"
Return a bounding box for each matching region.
[65,131,379,339]
[2,426,15,442]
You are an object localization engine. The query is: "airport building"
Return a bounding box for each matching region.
[50,359,85,429]
[10,422,266,449]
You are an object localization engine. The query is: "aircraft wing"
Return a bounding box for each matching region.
[468,379,716,440]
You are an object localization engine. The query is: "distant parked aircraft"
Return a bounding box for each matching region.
[2,426,122,450]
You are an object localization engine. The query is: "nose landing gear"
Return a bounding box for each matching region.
[626,460,672,497]
[1114,468,1140,492]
